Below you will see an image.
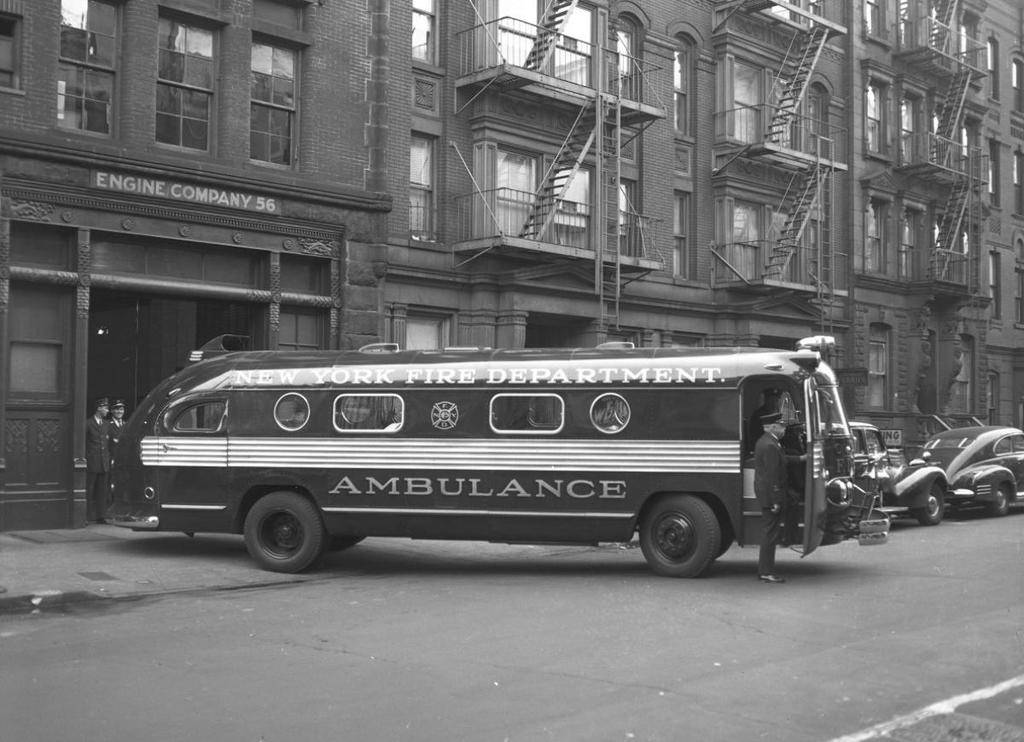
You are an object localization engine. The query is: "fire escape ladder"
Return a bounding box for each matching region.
[933,175,970,280]
[764,166,821,280]
[934,64,971,142]
[523,0,579,72]
[519,99,597,241]
[930,0,958,46]
[599,94,623,329]
[766,23,830,144]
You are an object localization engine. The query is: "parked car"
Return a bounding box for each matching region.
[849,422,947,525]
[921,426,1024,517]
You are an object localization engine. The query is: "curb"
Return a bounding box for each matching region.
[0,588,112,613]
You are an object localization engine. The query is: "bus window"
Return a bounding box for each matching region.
[333,394,404,433]
[490,394,564,434]
[168,400,226,433]
[274,393,310,432]
[590,393,630,433]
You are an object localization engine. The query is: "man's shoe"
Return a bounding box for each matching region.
[759,574,786,583]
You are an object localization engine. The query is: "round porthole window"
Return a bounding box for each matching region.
[274,393,310,432]
[590,393,630,434]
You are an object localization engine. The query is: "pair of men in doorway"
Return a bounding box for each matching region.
[85,397,126,523]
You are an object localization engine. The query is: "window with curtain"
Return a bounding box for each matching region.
[951,334,973,413]
[616,15,639,100]
[334,394,404,432]
[865,200,885,272]
[868,324,889,409]
[866,82,884,154]
[733,61,760,144]
[673,191,691,278]
[899,208,918,280]
[410,133,435,239]
[674,37,692,136]
[496,149,536,235]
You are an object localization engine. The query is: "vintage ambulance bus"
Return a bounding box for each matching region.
[107,336,885,577]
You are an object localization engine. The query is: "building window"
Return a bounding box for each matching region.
[865,81,885,154]
[951,334,973,413]
[990,251,1002,320]
[0,14,20,89]
[899,207,918,280]
[673,191,690,278]
[156,19,213,150]
[409,133,435,240]
[673,37,692,136]
[989,139,1001,208]
[405,314,450,350]
[278,309,324,350]
[495,148,537,236]
[618,179,641,257]
[58,0,117,134]
[1014,59,1024,113]
[865,199,885,273]
[250,41,295,165]
[987,371,999,424]
[899,94,920,164]
[616,15,640,101]
[1016,259,1024,324]
[411,0,436,64]
[553,168,591,249]
[733,60,761,144]
[988,38,999,101]
[868,324,889,409]
[864,0,882,37]
[1015,151,1024,215]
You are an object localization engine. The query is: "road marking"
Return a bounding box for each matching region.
[828,673,1024,742]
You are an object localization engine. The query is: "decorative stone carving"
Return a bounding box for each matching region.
[10,200,55,221]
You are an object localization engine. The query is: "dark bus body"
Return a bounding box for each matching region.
[108,338,884,577]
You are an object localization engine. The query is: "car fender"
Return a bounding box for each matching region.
[890,465,947,508]
[950,464,1013,499]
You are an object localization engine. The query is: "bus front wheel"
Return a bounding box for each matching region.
[244,491,326,573]
[639,494,721,578]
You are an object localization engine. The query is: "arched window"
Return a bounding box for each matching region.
[674,35,693,136]
[616,15,641,100]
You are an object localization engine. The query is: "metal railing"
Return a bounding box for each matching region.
[714,238,849,291]
[455,18,663,109]
[450,188,664,264]
[714,103,847,164]
[898,14,985,71]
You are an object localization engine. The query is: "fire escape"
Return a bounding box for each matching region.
[893,0,986,298]
[451,0,666,329]
[710,1,849,325]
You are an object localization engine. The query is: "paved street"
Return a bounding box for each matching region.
[1,512,1023,742]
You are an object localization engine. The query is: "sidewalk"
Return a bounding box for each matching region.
[0,524,311,612]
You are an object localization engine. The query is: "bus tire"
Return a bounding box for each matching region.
[244,491,326,573]
[639,494,721,578]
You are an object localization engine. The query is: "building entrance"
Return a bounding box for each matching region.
[87,291,261,410]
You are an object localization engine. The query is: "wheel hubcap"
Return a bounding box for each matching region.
[262,512,303,556]
[654,512,695,561]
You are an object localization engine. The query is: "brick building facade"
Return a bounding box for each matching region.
[0,0,389,529]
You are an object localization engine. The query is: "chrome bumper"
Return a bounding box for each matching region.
[108,514,160,530]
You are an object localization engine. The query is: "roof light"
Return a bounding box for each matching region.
[796,335,835,352]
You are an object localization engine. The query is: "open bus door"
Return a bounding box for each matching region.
[801,378,827,556]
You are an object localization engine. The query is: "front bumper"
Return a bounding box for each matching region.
[107,513,160,530]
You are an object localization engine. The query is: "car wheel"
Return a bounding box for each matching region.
[911,483,944,526]
[988,484,1011,517]
[639,494,720,578]
[244,491,326,573]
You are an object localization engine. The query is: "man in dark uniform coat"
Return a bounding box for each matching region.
[754,411,790,583]
[107,399,126,456]
[85,397,111,523]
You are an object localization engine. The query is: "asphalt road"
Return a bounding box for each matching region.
[2,511,1023,742]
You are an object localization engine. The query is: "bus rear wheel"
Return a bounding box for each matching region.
[244,491,326,573]
[639,494,720,578]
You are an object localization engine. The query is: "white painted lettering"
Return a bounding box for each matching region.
[567,480,596,498]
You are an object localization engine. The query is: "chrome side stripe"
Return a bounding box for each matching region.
[141,436,741,473]
[321,507,633,519]
[161,504,228,511]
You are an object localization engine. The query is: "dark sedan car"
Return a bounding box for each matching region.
[850,422,947,525]
[921,426,1024,517]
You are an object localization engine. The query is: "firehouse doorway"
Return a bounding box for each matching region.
[87,291,260,410]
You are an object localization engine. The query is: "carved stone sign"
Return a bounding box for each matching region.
[93,171,279,213]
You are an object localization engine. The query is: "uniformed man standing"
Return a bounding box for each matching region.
[754,411,790,583]
[85,397,111,523]
[107,399,126,461]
